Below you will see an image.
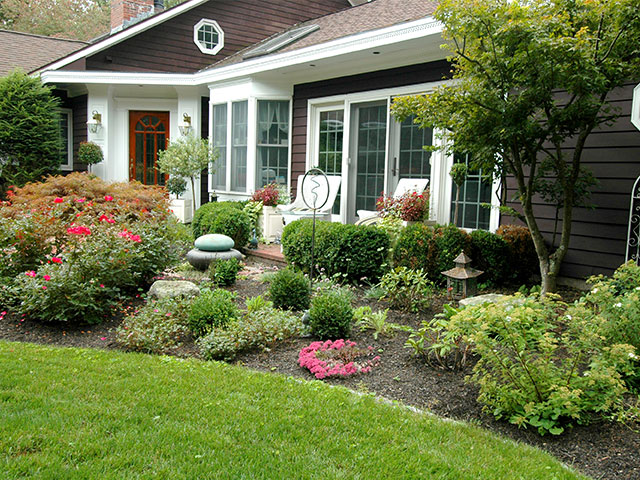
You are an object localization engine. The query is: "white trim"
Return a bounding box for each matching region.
[40,17,444,88]
[37,0,210,73]
[59,108,73,171]
[632,82,640,131]
[193,19,224,55]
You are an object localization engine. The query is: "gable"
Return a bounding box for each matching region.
[77,0,350,73]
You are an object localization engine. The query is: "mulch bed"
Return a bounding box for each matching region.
[1,263,638,480]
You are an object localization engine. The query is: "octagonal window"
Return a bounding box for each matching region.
[194,19,224,55]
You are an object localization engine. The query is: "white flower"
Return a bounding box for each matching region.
[592,288,598,293]
[614,302,622,308]
[635,286,640,291]
[566,314,572,320]
[629,353,639,361]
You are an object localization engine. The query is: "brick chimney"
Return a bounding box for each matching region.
[111,0,155,33]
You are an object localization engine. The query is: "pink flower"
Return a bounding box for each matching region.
[67,225,92,235]
[99,214,115,224]
[43,275,51,281]
[104,195,113,202]
[75,197,86,203]
[54,197,64,203]
[51,257,62,264]
[25,271,36,277]
[100,284,105,288]
[42,286,47,290]
[100,337,106,341]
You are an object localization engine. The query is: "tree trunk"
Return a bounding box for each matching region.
[190,176,197,214]
[453,188,460,226]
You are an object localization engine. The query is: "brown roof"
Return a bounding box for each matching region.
[205,0,439,71]
[0,30,87,76]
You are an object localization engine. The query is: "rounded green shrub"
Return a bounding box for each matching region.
[470,230,510,286]
[269,268,311,311]
[208,258,243,287]
[188,289,239,337]
[282,219,390,283]
[308,289,354,339]
[192,201,251,248]
[394,223,435,271]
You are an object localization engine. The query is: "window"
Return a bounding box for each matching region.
[211,103,227,191]
[59,109,73,171]
[231,101,248,192]
[256,100,289,188]
[194,19,224,55]
[398,115,432,181]
[450,153,492,230]
[317,109,343,214]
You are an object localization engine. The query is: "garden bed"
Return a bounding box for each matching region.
[1,266,639,480]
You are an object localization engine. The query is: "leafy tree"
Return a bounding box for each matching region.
[157,133,217,213]
[392,0,640,294]
[0,0,110,41]
[0,70,62,198]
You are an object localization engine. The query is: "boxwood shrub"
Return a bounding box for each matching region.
[282,219,390,283]
[469,230,510,286]
[192,201,251,249]
[496,224,539,284]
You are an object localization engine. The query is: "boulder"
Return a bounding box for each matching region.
[186,248,244,271]
[194,234,235,252]
[148,280,200,299]
[459,293,524,308]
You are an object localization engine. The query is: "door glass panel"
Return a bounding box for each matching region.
[318,109,343,214]
[211,103,227,191]
[130,112,169,186]
[355,104,387,214]
[399,115,432,180]
[450,153,492,230]
[157,133,166,185]
[135,132,144,183]
[146,132,155,185]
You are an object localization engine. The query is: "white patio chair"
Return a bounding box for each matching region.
[356,178,429,221]
[277,174,342,226]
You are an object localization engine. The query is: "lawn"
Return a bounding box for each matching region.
[0,341,586,480]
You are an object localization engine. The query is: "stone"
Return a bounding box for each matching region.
[194,234,235,252]
[148,280,200,299]
[458,293,525,308]
[186,248,244,271]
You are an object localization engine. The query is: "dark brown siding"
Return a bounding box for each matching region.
[86,0,350,72]
[291,60,451,192]
[504,81,640,279]
[200,95,210,206]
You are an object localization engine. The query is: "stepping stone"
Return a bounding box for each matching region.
[149,280,200,299]
[186,248,244,271]
[459,293,525,308]
[194,234,235,252]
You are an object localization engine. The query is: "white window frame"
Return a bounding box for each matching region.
[209,96,292,199]
[59,108,73,171]
[194,19,224,55]
[306,82,501,230]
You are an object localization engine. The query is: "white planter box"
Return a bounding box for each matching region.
[259,205,283,243]
[169,198,193,224]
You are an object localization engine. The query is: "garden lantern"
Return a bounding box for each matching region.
[441,252,483,300]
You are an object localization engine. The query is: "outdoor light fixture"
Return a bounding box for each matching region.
[442,252,483,300]
[178,113,193,136]
[87,110,102,134]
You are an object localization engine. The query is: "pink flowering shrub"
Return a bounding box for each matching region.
[298,339,381,379]
[376,189,430,222]
[251,182,281,207]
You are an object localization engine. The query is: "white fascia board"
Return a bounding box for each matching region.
[40,17,444,87]
[37,0,210,73]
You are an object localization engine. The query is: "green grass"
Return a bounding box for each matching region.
[0,341,588,480]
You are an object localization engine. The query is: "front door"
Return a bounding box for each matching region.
[129,111,170,185]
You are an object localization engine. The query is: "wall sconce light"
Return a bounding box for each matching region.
[178,113,193,136]
[87,110,102,134]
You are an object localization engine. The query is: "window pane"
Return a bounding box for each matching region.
[231,100,247,193]
[450,153,492,230]
[256,100,289,188]
[399,115,432,180]
[211,103,227,191]
[59,112,70,167]
[355,104,387,214]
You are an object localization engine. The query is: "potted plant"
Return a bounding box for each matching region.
[376,189,430,226]
[166,176,192,223]
[78,141,103,173]
[157,133,217,216]
[251,182,286,243]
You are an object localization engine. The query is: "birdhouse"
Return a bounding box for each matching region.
[441,252,483,300]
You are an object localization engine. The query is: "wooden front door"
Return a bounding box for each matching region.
[129,111,170,185]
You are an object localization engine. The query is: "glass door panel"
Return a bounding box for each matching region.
[354,103,387,217]
[317,109,344,215]
[129,111,169,186]
[398,115,432,181]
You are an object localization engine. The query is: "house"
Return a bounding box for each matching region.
[37,0,640,283]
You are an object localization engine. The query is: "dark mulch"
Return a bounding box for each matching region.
[1,268,638,480]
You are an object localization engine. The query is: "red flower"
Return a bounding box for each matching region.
[25,270,36,277]
[75,197,86,203]
[99,214,115,224]
[51,257,63,264]
[54,197,64,203]
[67,225,92,235]
[104,195,113,202]
[43,275,51,281]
